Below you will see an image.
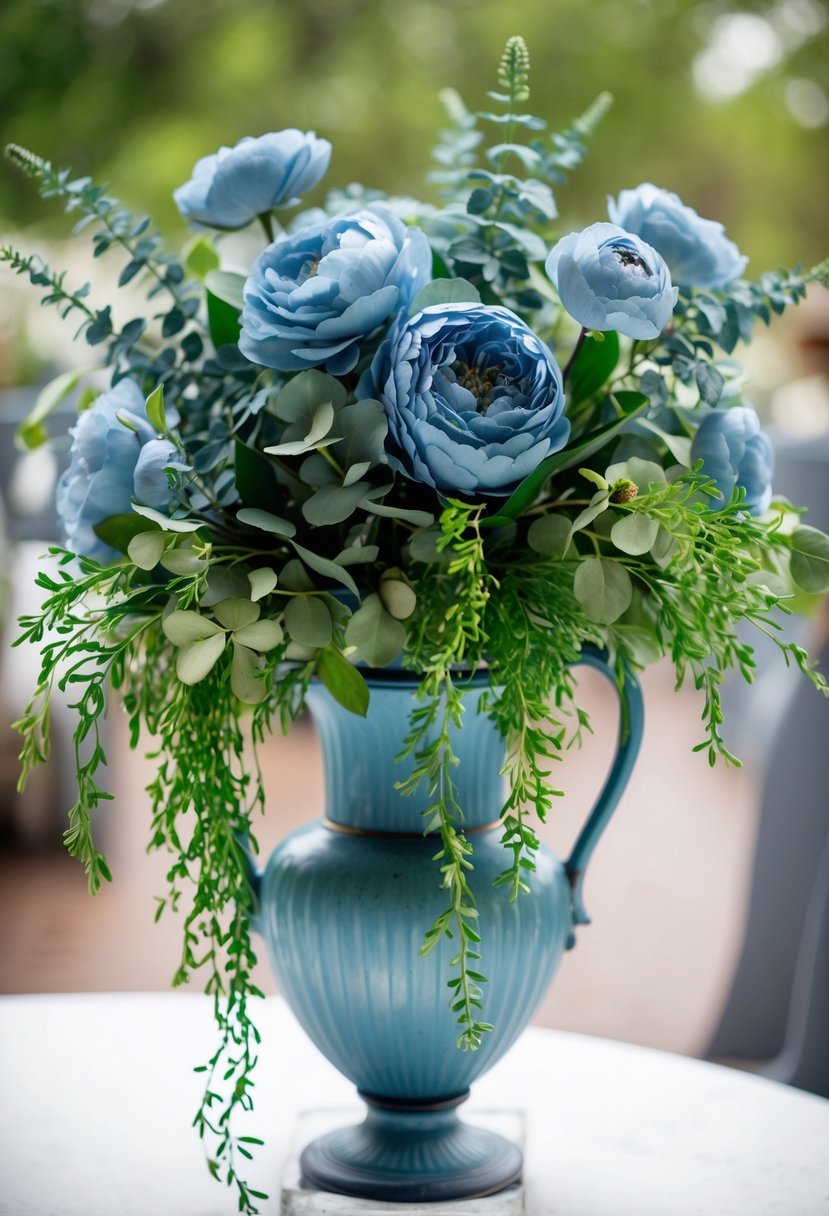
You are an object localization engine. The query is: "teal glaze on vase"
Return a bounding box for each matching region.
[254,651,644,1202]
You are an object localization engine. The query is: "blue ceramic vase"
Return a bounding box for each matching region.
[253,651,643,1201]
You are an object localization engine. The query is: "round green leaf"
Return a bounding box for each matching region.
[301,481,372,527]
[160,546,207,576]
[790,526,829,594]
[610,513,660,556]
[163,611,223,647]
[176,632,227,685]
[604,458,666,492]
[213,598,259,632]
[233,619,283,652]
[527,514,572,558]
[284,596,333,648]
[236,507,297,538]
[127,530,167,570]
[573,557,633,624]
[230,642,266,705]
[344,593,406,666]
[248,568,278,602]
[379,579,417,621]
[409,277,481,315]
[316,645,370,717]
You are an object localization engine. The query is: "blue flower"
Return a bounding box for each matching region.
[545,223,677,341]
[56,379,182,562]
[691,406,774,515]
[359,302,569,497]
[174,130,331,230]
[239,207,432,376]
[608,184,747,289]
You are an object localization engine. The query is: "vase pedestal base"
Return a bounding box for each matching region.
[281,1104,525,1212]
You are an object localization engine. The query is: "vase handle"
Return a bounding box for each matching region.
[564,648,644,947]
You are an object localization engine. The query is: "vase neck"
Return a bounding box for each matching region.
[306,675,505,834]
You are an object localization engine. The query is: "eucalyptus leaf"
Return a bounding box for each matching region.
[163,610,223,647]
[145,384,166,434]
[230,642,266,705]
[236,507,297,538]
[651,526,679,567]
[284,596,333,648]
[160,546,208,575]
[571,490,610,533]
[573,558,632,624]
[344,593,406,666]
[16,366,97,450]
[605,458,667,492]
[132,503,201,532]
[93,513,156,555]
[409,278,481,315]
[790,526,829,594]
[233,618,283,652]
[248,568,277,602]
[213,598,260,632]
[637,418,692,467]
[127,530,167,570]
[301,481,373,527]
[316,645,370,717]
[610,513,660,556]
[264,401,337,457]
[526,514,572,558]
[379,578,417,620]
[290,541,359,596]
[273,369,346,424]
[333,398,388,469]
[335,544,380,567]
[342,461,372,487]
[175,632,227,684]
[363,501,435,527]
[204,269,245,310]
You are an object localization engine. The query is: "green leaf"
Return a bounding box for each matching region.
[206,288,241,349]
[409,278,482,315]
[379,578,417,620]
[301,480,373,527]
[636,418,692,466]
[145,384,166,434]
[333,398,388,470]
[213,598,259,632]
[790,526,829,593]
[160,545,207,575]
[334,544,380,567]
[248,568,277,601]
[605,458,667,492]
[236,507,297,538]
[567,330,619,407]
[131,503,202,532]
[230,642,266,705]
[284,596,333,648]
[273,369,346,425]
[127,530,167,570]
[344,593,406,666]
[695,363,725,406]
[264,401,338,457]
[316,645,370,716]
[163,610,223,647]
[290,541,359,596]
[482,396,648,529]
[235,439,291,511]
[573,557,632,623]
[571,490,610,533]
[610,512,660,555]
[204,269,245,310]
[175,633,227,685]
[16,367,97,450]
[92,512,156,555]
[362,501,435,527]
[233,619,283,652]
[526,514,572,558]
[183,235,220,280]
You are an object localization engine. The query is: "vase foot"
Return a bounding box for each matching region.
[299,1090,522,1202]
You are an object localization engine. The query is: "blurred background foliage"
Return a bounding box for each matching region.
[0,0,826,270]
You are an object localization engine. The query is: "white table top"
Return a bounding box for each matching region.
[0,993,827,1215]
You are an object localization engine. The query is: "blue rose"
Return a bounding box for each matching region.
[608,184,748,289]
[56,379,182,562]
[239,207,432,376]
[545,223,676,341]
[691,406,774,515]
[174,130,331,230]
[359,303,569,497]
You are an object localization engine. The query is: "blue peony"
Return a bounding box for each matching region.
[56,379,182,562]
[359,302,569,497]
[546,223,676,341]
[239,206,432,376]
[608,184,747,289]
[691,406,774,515]
[174,130,331,230]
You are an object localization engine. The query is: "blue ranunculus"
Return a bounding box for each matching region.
[174,130,331,230]
[239,207,432,376]
[608,184,748,290]
[359,302,569,497]
[546,223,676,341]
[691,406,774,515]
[56,379,182,562]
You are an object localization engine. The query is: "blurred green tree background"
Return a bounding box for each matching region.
[1,0,826,267]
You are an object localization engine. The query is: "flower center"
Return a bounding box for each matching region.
[610,244,653,277]
[454,359,505,413]
[301,252,323,281]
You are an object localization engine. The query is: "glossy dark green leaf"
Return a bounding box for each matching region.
[566,330,619,407]
[316,645,369,716]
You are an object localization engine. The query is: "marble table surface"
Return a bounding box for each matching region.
[0,992,827,1215]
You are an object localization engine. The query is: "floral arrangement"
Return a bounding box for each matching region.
[5,36,829,1212]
